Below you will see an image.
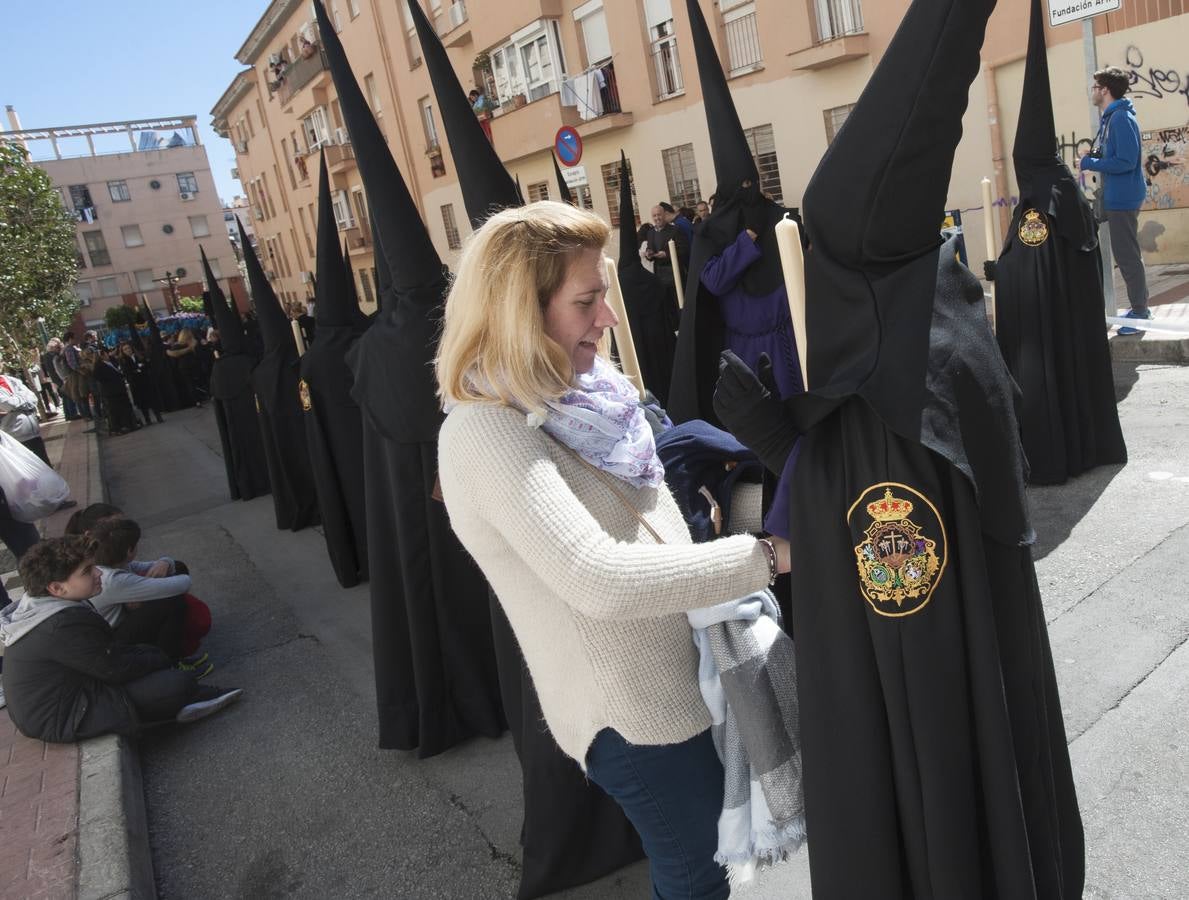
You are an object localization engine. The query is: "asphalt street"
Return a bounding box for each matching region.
[99,360,1189,899]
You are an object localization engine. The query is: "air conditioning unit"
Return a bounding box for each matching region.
[334,127,349,145]
[253,206,265,220]
[180,191,195,201]
[299,271,313,284]
[235,140,248,153]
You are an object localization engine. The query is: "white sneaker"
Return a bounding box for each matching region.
[176,686,243,723]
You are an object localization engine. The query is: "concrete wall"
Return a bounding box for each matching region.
[38,144,239,326]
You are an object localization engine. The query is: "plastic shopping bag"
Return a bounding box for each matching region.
[0,430,72,522]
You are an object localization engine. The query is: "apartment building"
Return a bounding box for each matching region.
[1,115,247,331]
[212,0,1189,311]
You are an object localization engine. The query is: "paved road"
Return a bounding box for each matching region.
[101,361,1189,899]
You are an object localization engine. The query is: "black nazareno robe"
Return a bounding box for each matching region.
[779,248,1083,898]
[348,282,505,756]
[208,353,271,501]
[253,350,319,530]
[301,327,368,586]
[995,177,1126,485]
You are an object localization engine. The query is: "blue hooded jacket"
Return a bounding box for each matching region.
[1079,97,1147,211]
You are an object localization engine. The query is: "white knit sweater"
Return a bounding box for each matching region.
[437,401,772,765]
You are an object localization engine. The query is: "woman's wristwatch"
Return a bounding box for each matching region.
[757,537,778,587]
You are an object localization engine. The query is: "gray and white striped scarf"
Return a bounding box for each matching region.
[688,590,806,877]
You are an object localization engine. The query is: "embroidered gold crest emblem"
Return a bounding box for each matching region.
[298,378,312,412]
[847,483,946,618]
[1018,208,1049,247]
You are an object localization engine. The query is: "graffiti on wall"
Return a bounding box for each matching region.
[1141,125,1189,210]
[1120,46,1189,108]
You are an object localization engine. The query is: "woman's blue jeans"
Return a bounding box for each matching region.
[585,728,729,900]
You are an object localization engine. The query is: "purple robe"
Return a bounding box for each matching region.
[702,229,804,538]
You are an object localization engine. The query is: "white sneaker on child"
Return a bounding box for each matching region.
[176,686,243,723]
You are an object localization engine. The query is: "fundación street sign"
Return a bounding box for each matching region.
[561,164,589,188]
[555,125,583,166]
[1048,0,1121,27]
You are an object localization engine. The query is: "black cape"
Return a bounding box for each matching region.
[779,249,1083,898]
[253,362,320,531]
[995,186,1126,484]
[992,0,1125,484]
[208,353,271,502]
[316,0,504,757]
[487,596,644,899]
[301,330,368,587]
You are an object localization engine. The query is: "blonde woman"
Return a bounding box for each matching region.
[436,202,790,899]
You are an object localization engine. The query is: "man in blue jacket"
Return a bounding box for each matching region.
[1079,66,1150,334]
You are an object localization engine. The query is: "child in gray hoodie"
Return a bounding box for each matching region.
[0,536,240,743]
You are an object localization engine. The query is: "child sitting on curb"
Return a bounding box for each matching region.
[65,502,211,661]
[0,535,240,743]
[88,516,210,674]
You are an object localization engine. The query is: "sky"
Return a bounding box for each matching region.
[0,0,268,204]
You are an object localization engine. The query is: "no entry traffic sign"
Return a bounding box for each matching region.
[555,126,583,166]
[1048,0,1121,26]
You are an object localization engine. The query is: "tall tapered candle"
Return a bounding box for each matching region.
[774,215,808,390]
[669,239,685,310]
[291,318,306,357]
[604,257,645,396]
[981,176,998,334]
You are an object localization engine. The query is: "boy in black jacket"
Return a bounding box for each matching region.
[0,536,240,743]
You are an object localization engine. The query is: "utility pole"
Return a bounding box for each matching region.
[1081,18,1117,318]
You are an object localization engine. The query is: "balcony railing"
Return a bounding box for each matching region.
[276,48,329,107]
[650,41,685,101]
[813,0,864,43]
[560,61,622,122]
[435,0,467,35]
[725,12,763,75]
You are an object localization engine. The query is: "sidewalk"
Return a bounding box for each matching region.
[1,418,104,900]
[1108,262,1189,363]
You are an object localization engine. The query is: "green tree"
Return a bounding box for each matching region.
[176,295,206,313]
[104,304,139,330]
[0,141,80,356]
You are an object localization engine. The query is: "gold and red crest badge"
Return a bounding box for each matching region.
[847,483,947,618]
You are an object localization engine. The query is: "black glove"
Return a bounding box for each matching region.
[713,351,799,476]
[983,259,997,282]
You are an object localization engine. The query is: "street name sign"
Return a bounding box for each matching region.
[1049,0,1121,27]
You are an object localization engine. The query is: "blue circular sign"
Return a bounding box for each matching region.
[555,126,583,166]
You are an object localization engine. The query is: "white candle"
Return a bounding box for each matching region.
[981,176,998,334]
[604,257,646,397]
[774,215,809,391]
[291,318,306,357]
[668,238,685,310]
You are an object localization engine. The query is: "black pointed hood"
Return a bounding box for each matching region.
[407,0,520,225]
[314,153,368,330]
[341,240,362,312]
[617,152,640,267]
[553,153,575,204]
[201,246,246,356]
[237,216,290,355]
[1005,0,1094,248]
[315,0,444,311]
[798,0,997,395]
[1013,0,1058,171]
[686,0,757,195]
[794,0,1028,544]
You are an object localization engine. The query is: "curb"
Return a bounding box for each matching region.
[78,735,156,900]
[1110,333,1189,364]
[76,428,158,900]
